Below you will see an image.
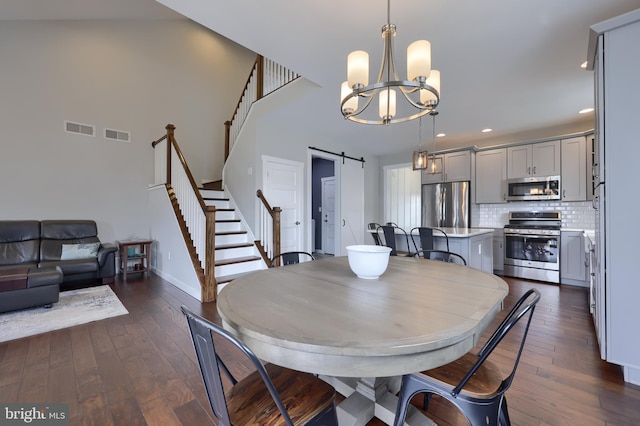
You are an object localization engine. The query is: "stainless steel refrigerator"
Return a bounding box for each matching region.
[421,181,470,228]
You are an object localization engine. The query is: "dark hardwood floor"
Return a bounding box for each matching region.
[1,272,639,425]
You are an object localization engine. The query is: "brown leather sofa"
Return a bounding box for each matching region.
[0,220,117,313]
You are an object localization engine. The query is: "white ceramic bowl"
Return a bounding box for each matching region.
[345,245,392,279]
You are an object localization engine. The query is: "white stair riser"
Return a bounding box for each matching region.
[204,199,230,209]
[215,210,236,221]
[215,259,263,277]
[215,233,250,246]
[216,246,256,260]
[200,189,225,199]
[216,222,243,232]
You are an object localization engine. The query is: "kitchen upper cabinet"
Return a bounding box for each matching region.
[422,150,471,184]
[561,136,587,201]
[507,140,561,179]
[475,148,507,203]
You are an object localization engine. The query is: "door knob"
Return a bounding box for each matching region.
[295,221,300,225]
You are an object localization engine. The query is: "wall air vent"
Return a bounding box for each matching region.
[104,128,130,143]
[64,121,95,137]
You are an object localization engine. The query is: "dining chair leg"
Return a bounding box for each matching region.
[422,393,433,411]
[499,397,511,426]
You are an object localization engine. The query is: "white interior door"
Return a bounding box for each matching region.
[263,156,304,253]
[339,159,365,255]
[321,177,336,255]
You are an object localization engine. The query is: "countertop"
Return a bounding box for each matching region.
[432,227,495,238]
[369,227,495,238]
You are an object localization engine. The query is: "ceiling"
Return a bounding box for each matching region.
[4,0,639,157]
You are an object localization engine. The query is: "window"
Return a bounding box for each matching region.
[383,163,421,230]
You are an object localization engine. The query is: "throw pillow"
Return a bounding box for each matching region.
[60,242,100,260]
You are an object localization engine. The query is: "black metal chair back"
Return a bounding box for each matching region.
[270,251,315,267]
[379,223,412,256]
[410,227,450,254]
[367,222,383,245]
[181,306,338,426]
[393,289,541,426]
[414,249,466,265]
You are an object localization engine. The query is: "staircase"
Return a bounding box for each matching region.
[199,188,265,290]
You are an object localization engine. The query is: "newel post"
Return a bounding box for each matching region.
[165,124,175,186]
[224,120,231,162]
[256,55,264,100]
[273,206,282,264]
[203,206,217,302]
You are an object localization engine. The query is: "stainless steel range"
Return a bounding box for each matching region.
[503,211,561,283]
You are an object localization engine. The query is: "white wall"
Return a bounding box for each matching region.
[148,186,201,299]
[224,78,380,246]
[0,19,255,243]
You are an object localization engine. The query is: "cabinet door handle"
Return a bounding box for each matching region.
[533,166,537,174]
[563,189,566,199]
[528,166,531,175]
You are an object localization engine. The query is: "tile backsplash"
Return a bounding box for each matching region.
[472,201,595,230]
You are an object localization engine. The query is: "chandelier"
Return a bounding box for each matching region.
[340,0,441,125]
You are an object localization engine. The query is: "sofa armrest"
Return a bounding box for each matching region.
[97,243,117,269]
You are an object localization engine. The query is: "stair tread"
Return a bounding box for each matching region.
[216,230,247,236]
[216,271,259,284]
[202,197,229,201]
[216,243,254,250]
[216,219,240,223]
[216,256,262,266]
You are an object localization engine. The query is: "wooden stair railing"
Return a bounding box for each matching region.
[224,55,299,161]
[152,124,217,302]
[256,189,281,267]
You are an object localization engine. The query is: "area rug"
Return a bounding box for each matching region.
[0,285,128,343]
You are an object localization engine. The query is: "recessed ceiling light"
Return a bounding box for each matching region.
[579,108,594,114]
[481,128,493,133]
[581,61,588,69]
[436,133,446,138]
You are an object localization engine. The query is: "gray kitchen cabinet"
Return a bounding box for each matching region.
[588,9,640,384]
[561,136,587,201]
[560,230,587,286]
[422,150,471,184]
[586,132,596,202]
[492,228,504,274]
[507,140,561,178]
[475,148,507,204]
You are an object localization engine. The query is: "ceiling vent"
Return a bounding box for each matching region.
[65,121,95,137]
[104,128,130,143]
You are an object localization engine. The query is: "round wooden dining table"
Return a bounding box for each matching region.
[217,255,509,425]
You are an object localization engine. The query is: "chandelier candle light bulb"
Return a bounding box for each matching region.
[407,40,431,81]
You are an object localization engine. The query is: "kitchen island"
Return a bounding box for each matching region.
[370,226,495,273]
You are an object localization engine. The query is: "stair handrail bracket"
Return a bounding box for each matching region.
[256,189,281,266]
[152,124,218,302]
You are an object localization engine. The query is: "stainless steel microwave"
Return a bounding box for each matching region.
[506,176,560,201]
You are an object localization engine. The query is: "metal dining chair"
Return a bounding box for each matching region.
[409,226,450,254]
[393,289,541,426]
[367,222,383,245]
[181,306,339,426]
[270,251,315,267]
[379,223,412,256]
[413,249,467,265]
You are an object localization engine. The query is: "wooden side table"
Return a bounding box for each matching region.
[117,240,152,281]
